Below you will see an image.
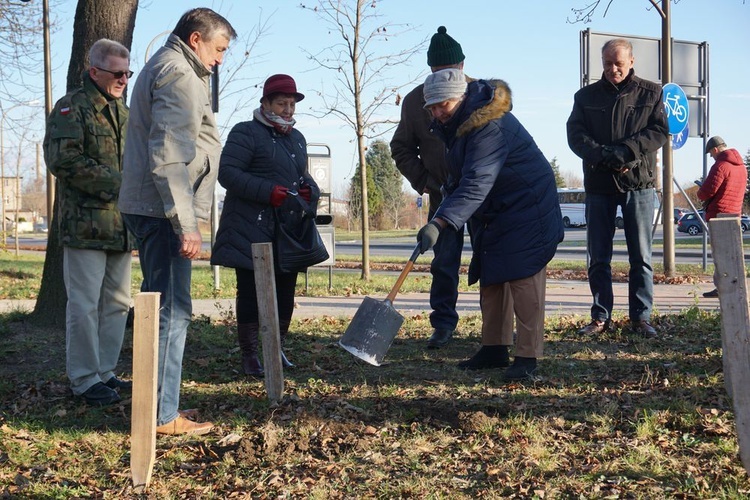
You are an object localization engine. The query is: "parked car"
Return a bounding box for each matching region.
[677,211,749,235]
[677,212,705,235]
[673,207,689,224]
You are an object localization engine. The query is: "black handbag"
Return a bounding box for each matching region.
[273,193,329,273]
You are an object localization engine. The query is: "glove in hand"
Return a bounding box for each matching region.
[270,185,289,207]
[417,220,442,254]
[603,145,632,170]
[298,185,312,202]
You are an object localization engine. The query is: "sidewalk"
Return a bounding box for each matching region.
[285,279,718,320]
[0,279,717,320]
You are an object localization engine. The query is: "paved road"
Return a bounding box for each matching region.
[0,279,721,321]
[7,225,729,265]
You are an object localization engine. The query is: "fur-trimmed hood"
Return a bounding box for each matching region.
[431,75,562,286]
[456,79,512,137]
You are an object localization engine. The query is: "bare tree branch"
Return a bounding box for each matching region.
[568,0,688,24]
[567,0,615,24]
[299,0,426,278]
[215,8,274,135]
[0,1,63,107]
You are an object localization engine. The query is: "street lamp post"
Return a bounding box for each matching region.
[20,0,53,231]
[0,100,40,240]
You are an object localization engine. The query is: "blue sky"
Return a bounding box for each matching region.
[34,0,750,196]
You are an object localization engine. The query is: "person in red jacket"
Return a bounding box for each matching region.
[697,136,748,298]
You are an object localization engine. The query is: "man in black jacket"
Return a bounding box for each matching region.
[391,27,485,350]
[566,38,669,338]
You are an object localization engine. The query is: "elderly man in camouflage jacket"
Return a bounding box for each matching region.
[44,38,134,407]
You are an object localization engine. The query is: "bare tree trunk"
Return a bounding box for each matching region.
[353,0,370,280]
[32,0,138,327]
[65,0,138,92]
[300,0,424,281]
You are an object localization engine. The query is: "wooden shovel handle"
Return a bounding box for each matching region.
[385,244,422,304]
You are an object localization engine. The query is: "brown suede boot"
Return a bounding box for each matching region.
[279,319,294,368]
[237,323,263,377]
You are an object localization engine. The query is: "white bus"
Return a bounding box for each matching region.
[557,188,662,229]
[558,188,587,228]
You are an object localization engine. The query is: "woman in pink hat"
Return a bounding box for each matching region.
[212,74,322,377]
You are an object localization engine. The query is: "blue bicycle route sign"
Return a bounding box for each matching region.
[662,83,689,135]
[671,122,689,150]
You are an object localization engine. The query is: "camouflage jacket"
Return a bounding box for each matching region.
[43,73,133,251]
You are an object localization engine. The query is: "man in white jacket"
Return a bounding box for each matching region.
[119,7,236,436]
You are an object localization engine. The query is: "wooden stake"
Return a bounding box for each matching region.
[709,217,750,476]
[251,243,284,402]
[130,292,160,493]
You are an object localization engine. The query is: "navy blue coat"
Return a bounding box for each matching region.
[211,118,319,271]
[432,80,563,286]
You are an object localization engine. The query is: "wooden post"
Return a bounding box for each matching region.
[709,217,750,475]
[130,292,160,493]
[251,243,284,402]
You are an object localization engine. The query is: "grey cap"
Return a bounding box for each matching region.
[705,136,726,154]
[423,68,467,108]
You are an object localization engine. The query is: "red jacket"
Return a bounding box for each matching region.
[697,148,747,220]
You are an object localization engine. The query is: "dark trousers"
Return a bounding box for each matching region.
[428,190,463,331]
[585,189,655,322]
[235,267,298,326]
[122,214,191,427]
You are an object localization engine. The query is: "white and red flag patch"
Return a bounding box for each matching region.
[60,107,71,115]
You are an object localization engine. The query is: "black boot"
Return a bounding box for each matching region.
[279,319,294,368]
[503,356,537,381]
[237,323,263,377]
[457,345,510,370]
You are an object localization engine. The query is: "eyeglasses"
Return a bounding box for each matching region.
[95,67,134,79]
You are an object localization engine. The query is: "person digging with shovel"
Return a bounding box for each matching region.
[417,68,564,381]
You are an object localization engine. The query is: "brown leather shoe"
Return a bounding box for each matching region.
[577,320,610,335]
[156,416,213,436]
[631,320,657,338]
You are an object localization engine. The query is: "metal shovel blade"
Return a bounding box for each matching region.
[339,296,404,366]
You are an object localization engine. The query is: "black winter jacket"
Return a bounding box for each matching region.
[432,80,563,286]
[566,70,669,194]
[211,119,319,271]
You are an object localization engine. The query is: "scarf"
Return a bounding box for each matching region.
[254,106,296,135]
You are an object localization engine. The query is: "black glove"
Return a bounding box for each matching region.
[417,220,442,254]
[602,145,632,170]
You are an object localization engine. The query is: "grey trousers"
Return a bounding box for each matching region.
[63,246,131,395]
[480,266,546,358]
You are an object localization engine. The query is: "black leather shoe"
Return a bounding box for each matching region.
[427,329,454,349]
[105,376,132,392]
[503,357,538,381]
[81,382,121,406]
[577,320,610,335]
[703,288,719,298]
[457,346,510,370]
[631,320,657,338]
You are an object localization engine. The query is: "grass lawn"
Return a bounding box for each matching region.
[1,306,748,497]
[0,241,746,497]
[0,250,715,301]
